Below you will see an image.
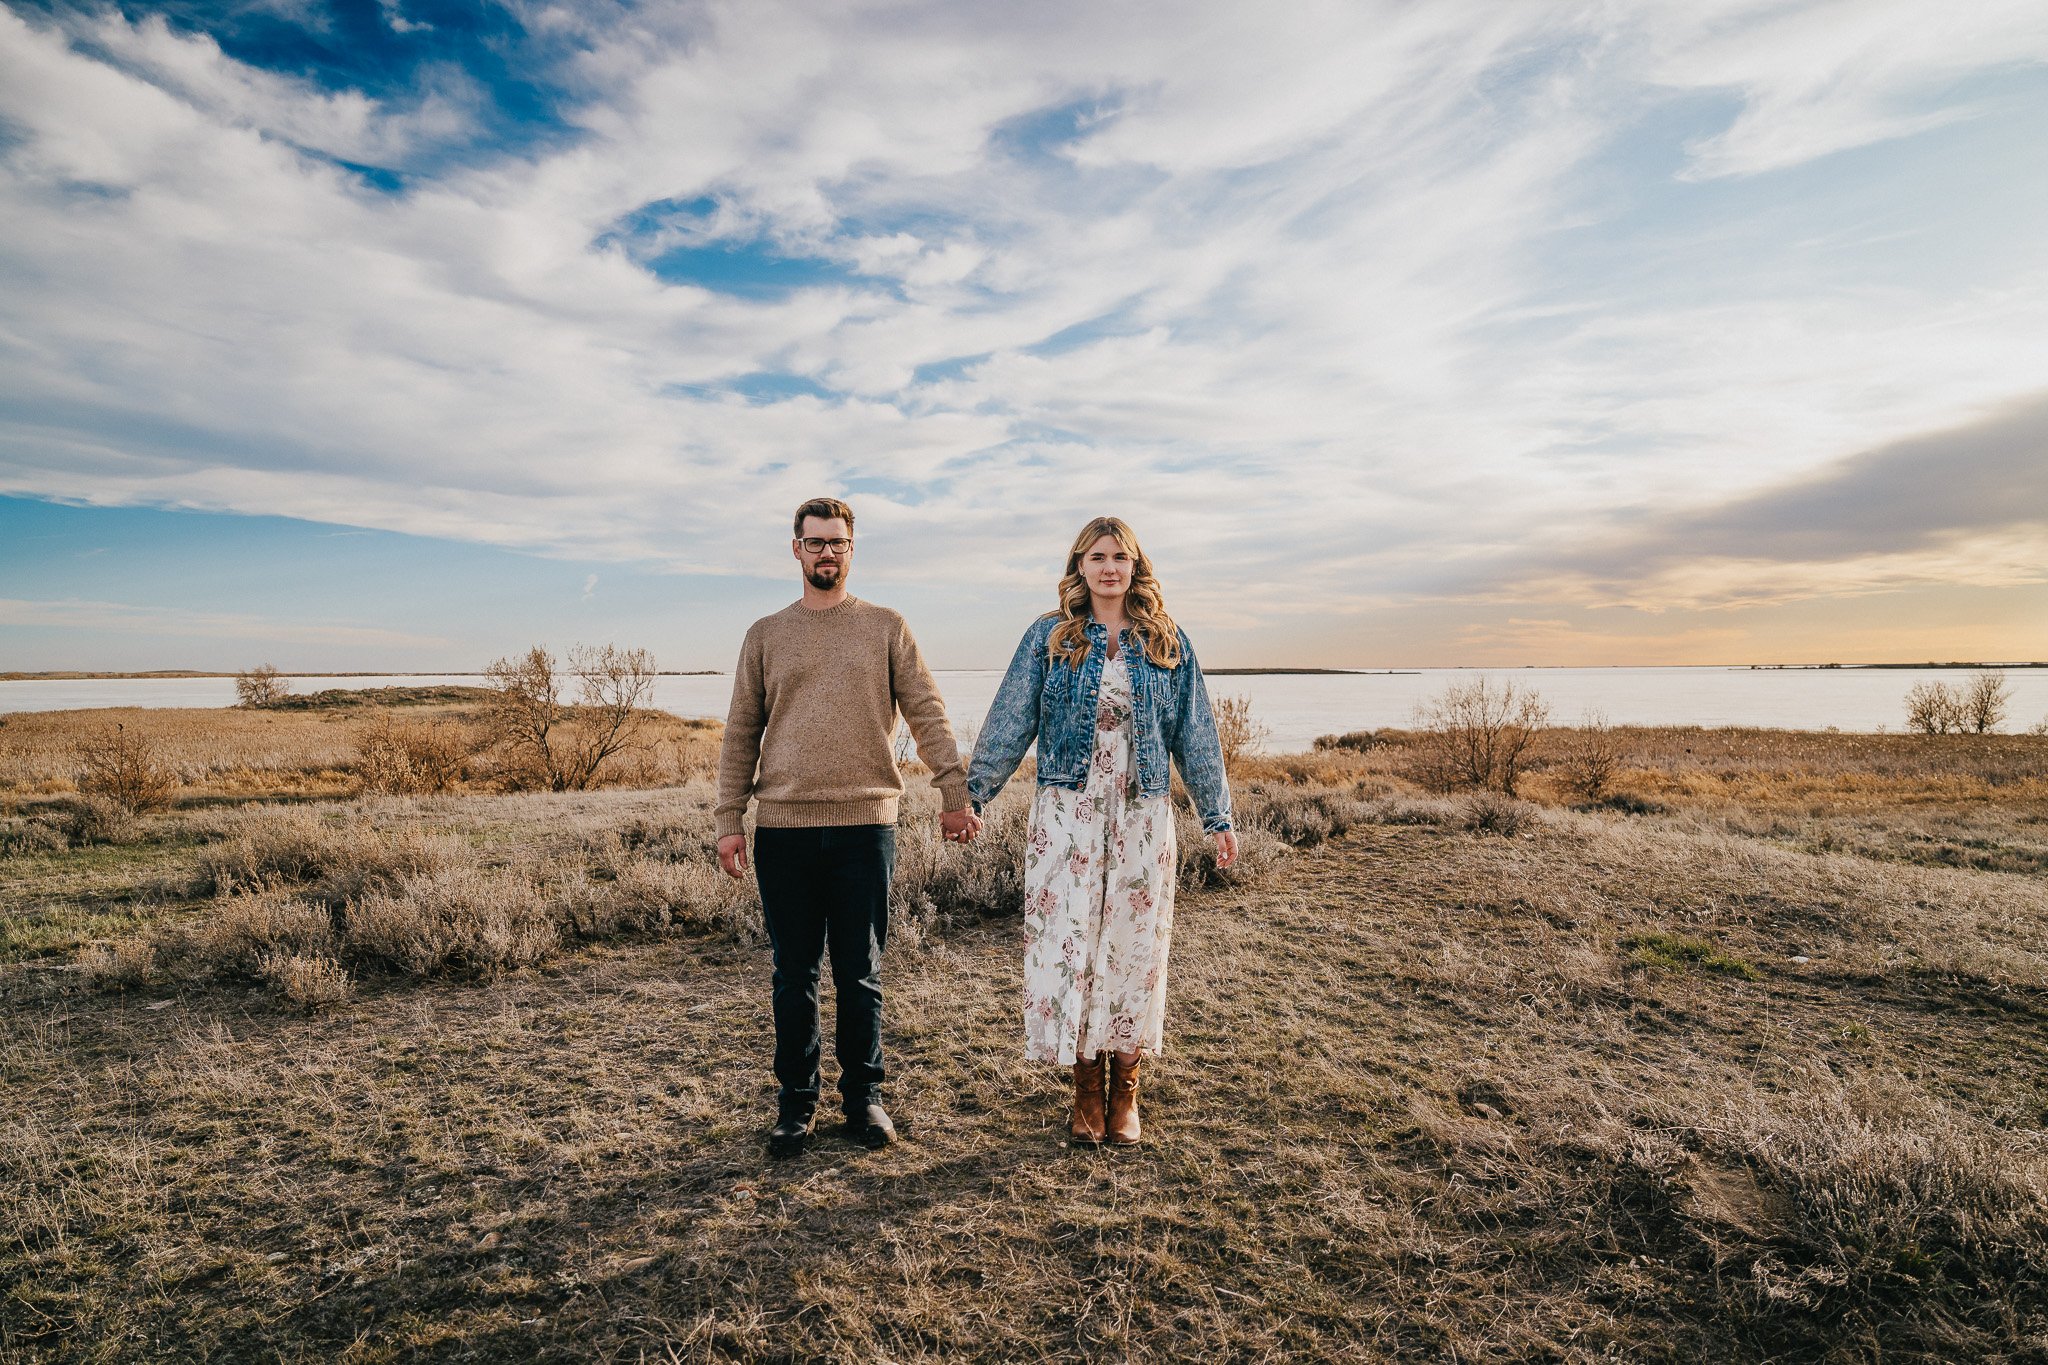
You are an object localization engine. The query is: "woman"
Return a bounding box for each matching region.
[968,516,1238,1146]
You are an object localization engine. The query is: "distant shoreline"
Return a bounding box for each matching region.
[0,670,726,681]
[4,662,2044,682]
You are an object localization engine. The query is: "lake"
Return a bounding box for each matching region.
[5,667,2046,752]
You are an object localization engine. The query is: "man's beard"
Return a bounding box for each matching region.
[805,563,844,591]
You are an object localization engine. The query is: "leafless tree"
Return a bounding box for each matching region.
[1904,680,1965,735]
[1409,676,1550,796]
[1212,693,1271,773]
[484,643,658,791]
[234,663,291,708]
[1960,670,2010,734]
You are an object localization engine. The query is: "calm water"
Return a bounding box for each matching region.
[6,667,2046,752]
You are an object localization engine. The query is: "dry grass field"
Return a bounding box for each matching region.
[3,704,2047,1361]
[0,694,723,804]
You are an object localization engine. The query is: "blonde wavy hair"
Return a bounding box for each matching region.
[1046,516,1183,670]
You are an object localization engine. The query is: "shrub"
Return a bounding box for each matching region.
[258,951,354,1007]
[1462,790,1538,837]
[0,815,69,857]
[1903,680,1965,735]
[1240,783,1372,847]
[66,795,138,845]
[234,664,291,708]
[1173,804,1284,889]
[199,809,462,903]
[346,865,559,977]
[891,798,1030,930]
[352,713,477,794]
[1409,676,1550,795]
[78,937,157,990]
[1212,693,1271,773]
[1313,730,1378,753]
[484,643,658,791]
[74,724,179,813]
[185,890,335,975]
[1553,709,1622,801]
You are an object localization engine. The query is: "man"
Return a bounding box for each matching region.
[716,497,982,1157]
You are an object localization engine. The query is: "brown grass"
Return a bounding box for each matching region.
[3,717,2047,1360]
[5,799,2045,1360]
[0,701,722,802]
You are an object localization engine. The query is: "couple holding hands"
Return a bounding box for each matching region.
[714,498,1236,1157]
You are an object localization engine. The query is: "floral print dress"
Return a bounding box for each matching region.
[1021,651,1179,1064]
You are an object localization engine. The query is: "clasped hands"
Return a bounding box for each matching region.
[941,807,982,844]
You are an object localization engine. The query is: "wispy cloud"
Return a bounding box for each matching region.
[1,0,2044,661]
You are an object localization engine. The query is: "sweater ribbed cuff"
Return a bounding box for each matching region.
[936,777,970,813]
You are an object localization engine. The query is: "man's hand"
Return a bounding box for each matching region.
[1212,828,1239,869]
[717,833,749,880]
[940,807,983,844]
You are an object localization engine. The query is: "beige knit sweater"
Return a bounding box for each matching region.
[713,597,968,838]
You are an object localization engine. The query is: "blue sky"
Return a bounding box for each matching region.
[2,0,2046,671]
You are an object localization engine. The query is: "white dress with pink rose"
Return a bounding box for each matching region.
[1020,650,1179,1064]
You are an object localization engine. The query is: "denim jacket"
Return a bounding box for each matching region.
[967,615,1234,833]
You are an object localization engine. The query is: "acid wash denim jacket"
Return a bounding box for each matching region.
[966,614,1234,833]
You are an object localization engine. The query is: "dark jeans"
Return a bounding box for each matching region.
[753,824,895,1118]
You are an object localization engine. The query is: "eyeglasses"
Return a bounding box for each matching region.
[798,537,853,554]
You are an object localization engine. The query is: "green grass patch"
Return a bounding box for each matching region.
[1623,930,1761,980]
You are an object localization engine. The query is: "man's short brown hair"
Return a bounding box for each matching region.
[793,497,855,537]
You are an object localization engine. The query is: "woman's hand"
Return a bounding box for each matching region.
[1212,828,1238,869]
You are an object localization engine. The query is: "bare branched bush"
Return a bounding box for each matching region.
[484,643,658,791]
[233,664,291,709]
[352,713,478,794]
[1959,669,2010,734]
[1903,680,1965,735]
[1553,709,1622,801]
[1408,676,1550,795]
[74,724,179,814]
[1212,693,1271,773]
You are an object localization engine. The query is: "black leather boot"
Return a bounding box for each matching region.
[844,1102,898,1149]
[768,1107,815,1158]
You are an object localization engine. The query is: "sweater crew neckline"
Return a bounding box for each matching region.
[790,595,861,618]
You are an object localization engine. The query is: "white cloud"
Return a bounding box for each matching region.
[1,0,2045,639]
[1643,0,2048,180]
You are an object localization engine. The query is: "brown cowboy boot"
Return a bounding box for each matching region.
[1105,1051,1142,1145]
[1069,1053,1106,1144]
